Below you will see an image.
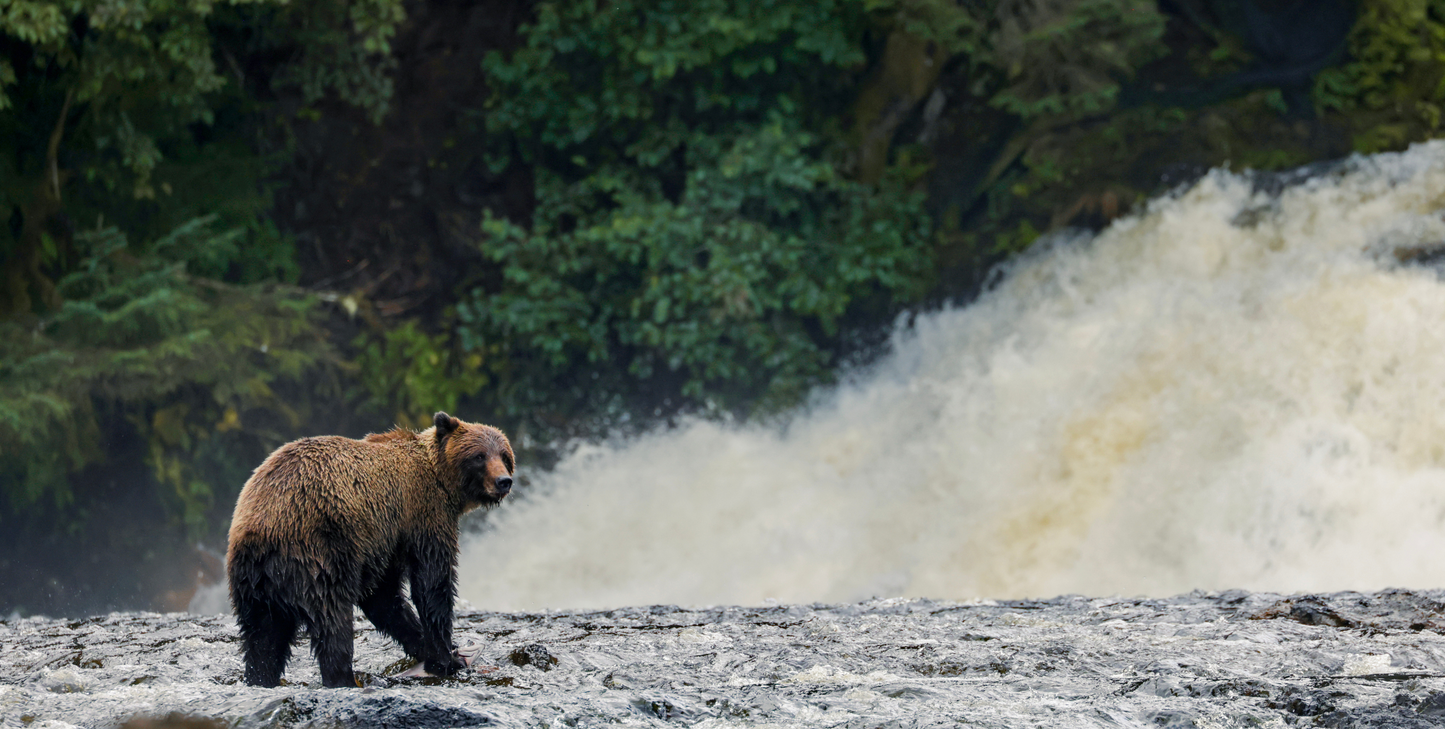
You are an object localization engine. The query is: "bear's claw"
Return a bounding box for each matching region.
[394,641,492,678]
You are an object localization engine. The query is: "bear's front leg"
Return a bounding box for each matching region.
[409,535,465,677]
[394,643,486,679]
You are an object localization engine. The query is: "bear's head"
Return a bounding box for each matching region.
[434,411,515,511]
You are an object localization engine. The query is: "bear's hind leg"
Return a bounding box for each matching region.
[308,601,357,688]
[237,600,297,688]
[359,563,427,660]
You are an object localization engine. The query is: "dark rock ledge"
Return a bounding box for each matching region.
[5,590,1445,728]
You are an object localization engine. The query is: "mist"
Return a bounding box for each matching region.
[459,142,1445,610]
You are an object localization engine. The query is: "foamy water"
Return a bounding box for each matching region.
[460,142,1445,610]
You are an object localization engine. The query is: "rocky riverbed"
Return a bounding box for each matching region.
[4,590,1445,728]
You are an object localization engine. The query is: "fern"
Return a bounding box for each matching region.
[0,218,337,534]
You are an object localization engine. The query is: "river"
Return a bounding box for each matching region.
[8,591,1445,727]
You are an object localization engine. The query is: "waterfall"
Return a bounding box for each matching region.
[460,141,1445,610]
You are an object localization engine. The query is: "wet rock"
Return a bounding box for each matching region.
[631,693,694,721]
[1254,595,1355,627]
[506,643,556,671]
[1144,710,1203,728]
[1420,691,1445,715]
[1250,590,1445,632]
[1265,686,1349,716]
[238,694,493,728]
[4,591,1445,727]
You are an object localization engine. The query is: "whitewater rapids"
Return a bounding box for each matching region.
[460,142,1445,611]
[14,591,1445,728]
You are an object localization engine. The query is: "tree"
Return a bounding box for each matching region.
[462,0,937,423]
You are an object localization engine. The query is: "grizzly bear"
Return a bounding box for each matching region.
[226,412,514,688]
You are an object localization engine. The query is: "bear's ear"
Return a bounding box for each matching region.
[434,412,460,442]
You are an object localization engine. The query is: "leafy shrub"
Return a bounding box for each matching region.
[464,0,936,421]
[1313,0,1445,152]
[352,320,489,429]
[989,0,1167,120]
[0,218,336,534]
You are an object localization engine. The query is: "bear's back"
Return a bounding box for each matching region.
[229,434,432,564]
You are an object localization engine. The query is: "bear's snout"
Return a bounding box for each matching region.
[494,475,513,496]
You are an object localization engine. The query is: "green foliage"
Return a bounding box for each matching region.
[989,0,1168,120]
[881,0,991,59]
[0,0,265,196]
[0,0,405,544]
[269,0,408,123]
[480,0,869,151]
[1313,0,1445,152]
[353,320,489,430]
[469,0,935,417]
[0,217,336,534]
[0,0,406,217]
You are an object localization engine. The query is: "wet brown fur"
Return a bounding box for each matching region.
[362,426,418,444]
[226,412,513,688]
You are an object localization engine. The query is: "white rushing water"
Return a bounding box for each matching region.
[459,142,1445,611]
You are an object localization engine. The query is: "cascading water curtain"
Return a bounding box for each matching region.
[462,142,1445,610]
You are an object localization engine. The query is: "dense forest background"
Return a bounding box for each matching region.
[2,0,1442,617]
